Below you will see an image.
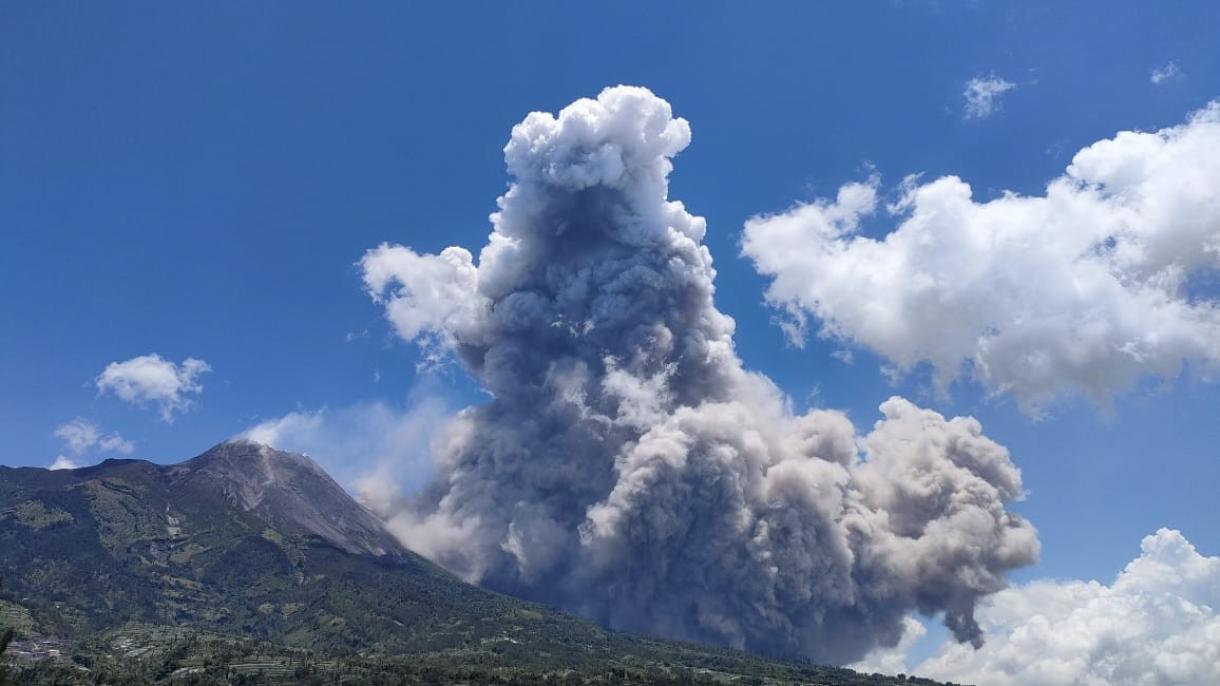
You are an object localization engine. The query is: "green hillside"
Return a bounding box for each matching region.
[0,442,956,686]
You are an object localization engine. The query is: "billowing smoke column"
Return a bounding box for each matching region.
[361,86,1038,663]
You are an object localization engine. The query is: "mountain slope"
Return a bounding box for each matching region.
[172,440,406,559]
[0,441,948,685]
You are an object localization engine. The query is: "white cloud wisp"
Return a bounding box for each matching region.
[48,417,135,469]
[1150,61,1183,85]
[963,75,1016,119]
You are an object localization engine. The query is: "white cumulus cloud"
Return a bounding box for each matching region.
[963,75,1016,119]
[361,245,485,367]
[96,354,211,422]
[855,528,1220,686]
[743,101,1220,414]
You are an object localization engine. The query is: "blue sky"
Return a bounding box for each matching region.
[3,3,1219,677]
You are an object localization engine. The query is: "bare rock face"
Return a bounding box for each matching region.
[168,440,407,559]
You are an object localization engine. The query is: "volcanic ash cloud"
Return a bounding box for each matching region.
[361,86,1038,663]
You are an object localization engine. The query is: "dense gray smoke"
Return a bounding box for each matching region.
[361,86,1038,663]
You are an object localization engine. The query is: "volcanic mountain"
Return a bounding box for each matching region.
[0,441,949,685]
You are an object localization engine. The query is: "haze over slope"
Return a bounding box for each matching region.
[361,86,1039,664]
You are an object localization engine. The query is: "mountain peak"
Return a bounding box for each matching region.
[191,439,330,485]
[173,440,407,559]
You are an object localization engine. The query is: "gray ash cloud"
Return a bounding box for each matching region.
[360,86,1038,663]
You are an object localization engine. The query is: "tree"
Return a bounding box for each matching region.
[0,576,12,686]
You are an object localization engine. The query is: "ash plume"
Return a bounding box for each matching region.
[361,86,1038,663]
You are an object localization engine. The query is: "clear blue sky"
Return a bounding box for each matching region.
[2,0,1218,600]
